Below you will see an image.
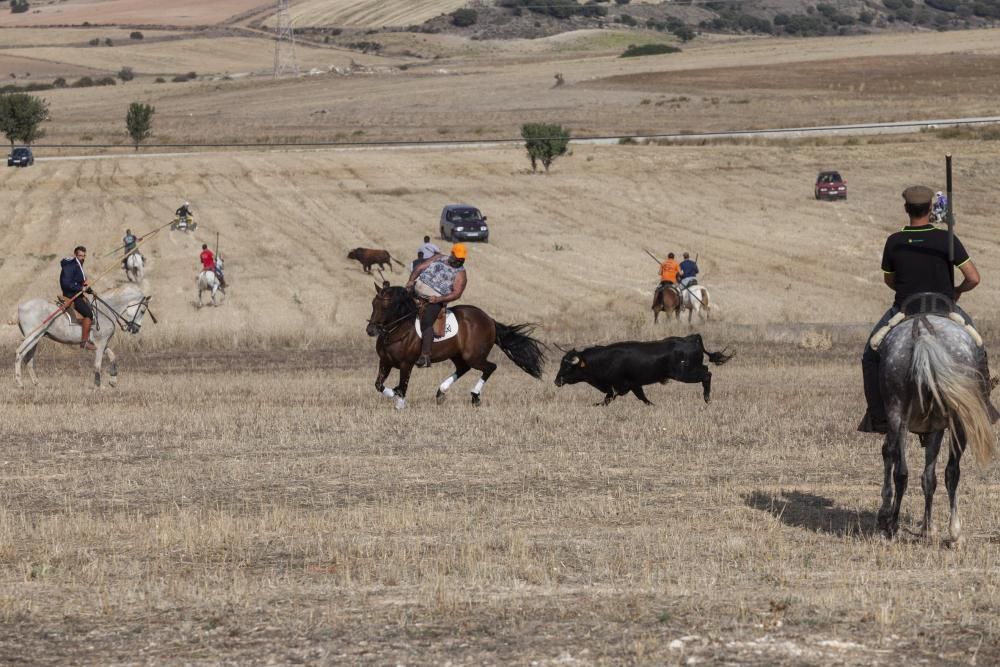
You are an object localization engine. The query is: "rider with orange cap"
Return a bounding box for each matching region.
[406,243,469,368]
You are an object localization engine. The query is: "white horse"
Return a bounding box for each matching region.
[124,253,144,282]
[679,284,712,323]
[14,284,151,388]
[197,270,224,307]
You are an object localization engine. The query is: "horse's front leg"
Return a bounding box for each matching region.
[392,362,414,410]
[93,339,108,388]
[376,360,394,399]
[104,346,119,388]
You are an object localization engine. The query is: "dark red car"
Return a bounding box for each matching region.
[815,170,847,200]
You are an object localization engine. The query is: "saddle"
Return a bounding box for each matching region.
[870,291,983,350]
[415,299,448,338]
[55,295,83,324]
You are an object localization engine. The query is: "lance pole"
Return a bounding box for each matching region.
[945,153,955,274]
[644,248,663,265]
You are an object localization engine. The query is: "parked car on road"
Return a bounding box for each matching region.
[7,146,34,167]
[815,170,846,200]
[440,204,489,242]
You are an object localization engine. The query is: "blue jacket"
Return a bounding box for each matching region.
[60,257,86,295]
[680,259,699,278]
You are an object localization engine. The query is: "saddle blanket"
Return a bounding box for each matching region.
[415,311,459,342]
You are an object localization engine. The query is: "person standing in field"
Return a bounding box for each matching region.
[418,235,440,262]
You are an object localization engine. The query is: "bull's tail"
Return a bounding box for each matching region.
[495,322,546,379]
[911,332,994,467]
[698,335,733,365]
[388,254,406,269]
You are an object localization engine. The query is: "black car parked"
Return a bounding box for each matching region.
[7,147,34,167]
[440,204,489,242]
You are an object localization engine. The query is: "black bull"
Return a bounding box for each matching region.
[554,334,733,405]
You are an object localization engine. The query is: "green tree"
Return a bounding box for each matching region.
[521,123,570,173]
[0,93,50,148]
[11,0,30,14]
[126,102,155,151]
[118,66,135,82]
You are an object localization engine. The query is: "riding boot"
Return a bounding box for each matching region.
[417,329,433,368]
[859,352,889,434]
[79,318,97,351]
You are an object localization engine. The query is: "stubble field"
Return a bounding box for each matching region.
[1,135,1000,664]
[2,19,1000,665]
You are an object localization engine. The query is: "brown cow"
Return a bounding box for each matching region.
[347,248,402,273]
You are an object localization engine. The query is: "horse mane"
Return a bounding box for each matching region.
[386,286,418,321]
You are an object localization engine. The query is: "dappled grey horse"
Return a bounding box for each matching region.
[14,284,151,388]
[877,311,995,544]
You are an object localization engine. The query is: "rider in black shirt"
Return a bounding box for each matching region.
[860,185,995,433]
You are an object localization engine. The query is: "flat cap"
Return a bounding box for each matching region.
[902,185,934,205]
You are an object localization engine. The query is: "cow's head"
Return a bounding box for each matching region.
[554,349,587,387]
[347,248,359,260]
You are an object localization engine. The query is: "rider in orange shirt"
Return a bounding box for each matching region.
[659,253,680,288]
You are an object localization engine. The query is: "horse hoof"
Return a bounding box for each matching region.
[470,392,481,406]
[436,389,446,405]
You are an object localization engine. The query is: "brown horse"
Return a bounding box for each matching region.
[652,284,681,323]
[366,285,546,408]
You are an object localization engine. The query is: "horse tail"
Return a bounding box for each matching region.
[700,287,710,311]
[911,332,995,467]
[697,334,733,366]
[495,322,546,379]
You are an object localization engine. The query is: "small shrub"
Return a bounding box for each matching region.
[89,38,100,46]
[617,13,638,26]
[171,75,189,82]
[185,71,197,80]
[96,77,116,86]
[104,38,113,47]
[118,66,135,82]
[10,0,29,14]
[450,8,478,27]
[52,77,66,88]
[620,43,681,58]
[129,31,144,40]
[71,76,95,88]
[154,77,166,83]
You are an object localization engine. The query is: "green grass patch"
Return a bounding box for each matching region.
[620,43,681,58]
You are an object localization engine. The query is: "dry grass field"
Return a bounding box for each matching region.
[274,0,469,29]
[0,28,997,148]
[2,18,1000,665]
[2,135,1000,664]
[0,0,266,27]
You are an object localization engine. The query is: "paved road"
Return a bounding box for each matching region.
[33,115,1000,162]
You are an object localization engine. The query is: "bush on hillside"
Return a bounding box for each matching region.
[129,31,144,40]
[620,43,681,58]
[450,8,478,27]
[118,66,135,82]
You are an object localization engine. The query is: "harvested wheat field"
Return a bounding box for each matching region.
[1,136,1000,664]
[0,0,265,27]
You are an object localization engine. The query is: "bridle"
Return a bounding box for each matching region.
[92,294,157,334]
[368,291,416,337]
